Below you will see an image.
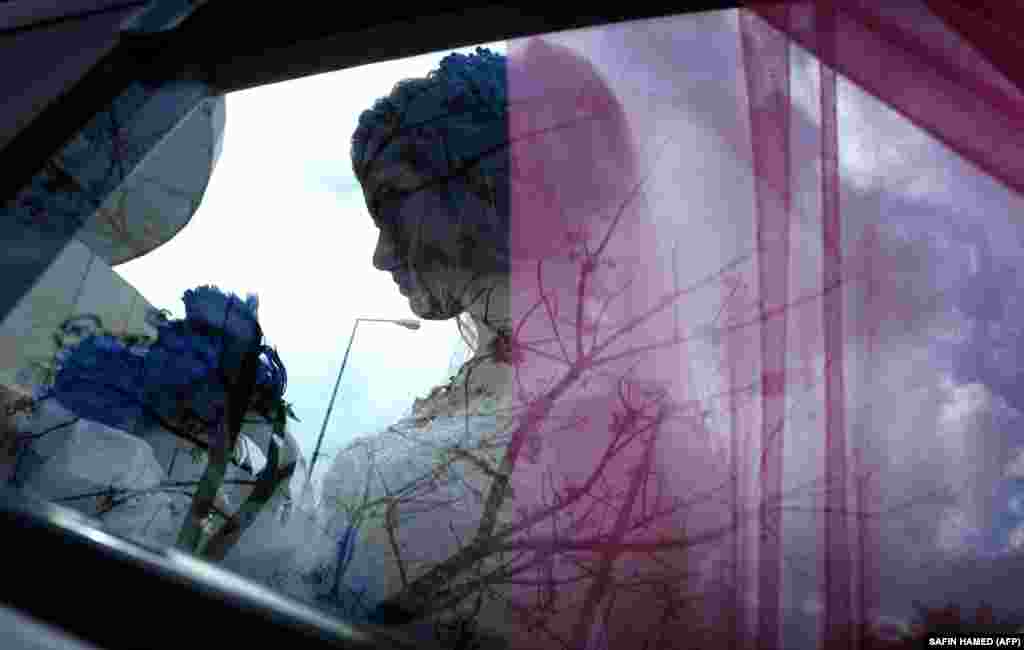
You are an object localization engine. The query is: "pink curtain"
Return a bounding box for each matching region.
[505,2,1024,648]
[739,2,1024,648]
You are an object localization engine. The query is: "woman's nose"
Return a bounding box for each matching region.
[372,231,399,271]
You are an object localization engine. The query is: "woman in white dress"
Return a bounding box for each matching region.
[315,38,729,650]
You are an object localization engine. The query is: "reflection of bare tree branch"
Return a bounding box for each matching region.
[569,413,659,649]
[494,524,738,556]
[59,484,235,521]
[17,418,80,441]
[333,58,972,650]
[372,376,726,626]
[54,478,258,504]
[383,495,410,589]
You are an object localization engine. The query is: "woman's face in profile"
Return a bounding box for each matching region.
[364,151,503,321]
[360,38,639,331]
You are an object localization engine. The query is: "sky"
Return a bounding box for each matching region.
[115,40,506,490]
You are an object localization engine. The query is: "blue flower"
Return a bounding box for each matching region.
[141,320,224,424]
[49,286,288,436]
[183,285,260,345]
[49,335,151,433]
[254,345,287,405]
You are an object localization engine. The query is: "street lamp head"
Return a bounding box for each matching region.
[394,318,421,330]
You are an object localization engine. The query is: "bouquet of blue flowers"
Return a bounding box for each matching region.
[34,285,299,557]
[41,285,295,440]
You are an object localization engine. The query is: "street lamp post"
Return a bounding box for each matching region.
[307,317,420,482]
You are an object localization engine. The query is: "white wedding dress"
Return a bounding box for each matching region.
[311,350,516,632]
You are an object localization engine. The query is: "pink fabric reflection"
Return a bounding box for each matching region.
[500,3,1024,649]
[506,36,701,650]
[740,3,1024,649]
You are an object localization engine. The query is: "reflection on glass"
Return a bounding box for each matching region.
[6,5,1024,649]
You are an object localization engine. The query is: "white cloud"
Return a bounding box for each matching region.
[1008,523,1024,552]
